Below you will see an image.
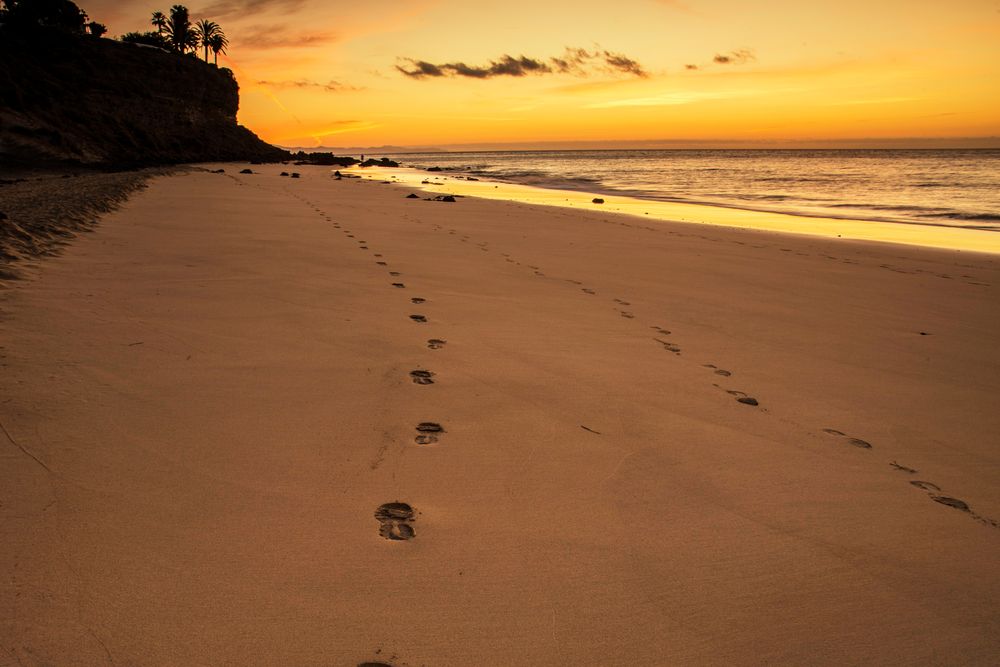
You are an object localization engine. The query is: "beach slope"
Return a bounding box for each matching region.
[2,166,998,665]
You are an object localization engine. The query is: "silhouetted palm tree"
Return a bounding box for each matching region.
[194,18,219,62]
[164,4,196,53]
[150,10,166,34]
[206,31,228,65]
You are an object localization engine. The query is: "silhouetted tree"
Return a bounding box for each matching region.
[1,0,88,32]
[193,18,219,62]
[206,31,227,65]
[164,4,197,54]
[86,20,105,36]
[150,10,166,34]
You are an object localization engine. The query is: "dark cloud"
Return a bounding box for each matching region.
[257,79,362,92]
[713,49,755,65]
[196,0,307,20]
[684,64,699,70]
[237,24,336,49]
[397,46,647,80]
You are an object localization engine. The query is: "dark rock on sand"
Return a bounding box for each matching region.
[439,195,456,202]
[240,168,253,174]
[406,193,419,198]
[280,172,289,176]
[291,173,300,178]
[592,198,605,204]
[360,157,400,168]
[427,166,443,172]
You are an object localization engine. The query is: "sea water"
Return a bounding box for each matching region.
[381,149,1000,233]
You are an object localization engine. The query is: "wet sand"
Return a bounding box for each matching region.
[2,165,999,665]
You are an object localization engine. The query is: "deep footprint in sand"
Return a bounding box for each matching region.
[931,495,971,512]
[389,271,401,277]
[427,339,447,350]
[410,314,427,323]
[411,297,426,304]
[376,261,388,266]
[890,461,918,474]
[414,422,444,444]
[392,283,406,288]
[375,503,416,540]
[582,288,596,295]
[619,311,635,319]
[726,390,759,406]
[703,364,732,377]
[410,370,435,385]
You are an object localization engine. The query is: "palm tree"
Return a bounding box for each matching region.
[164,4,195,54]
[150,10,166,34]
[206,31,228,66]
[194,19,219,62]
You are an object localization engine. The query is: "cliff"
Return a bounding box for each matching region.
[0,26,288,166]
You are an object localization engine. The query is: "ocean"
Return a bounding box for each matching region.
[377,149,1000,233]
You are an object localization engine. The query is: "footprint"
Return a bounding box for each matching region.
[890,461,917,474]
[614,298,631,305]
[582,288,596,295]
[410,314,427,323]
[823,429,872,449]
[427,339,447,350]
[930,495,971,512]
[389,271,401,277]
[375,503,415,540]
[619,311,635,319]
[650,326,671,335]
[653,338,681,354]
[376,261,388,266]
[702,364,732,377]
[392,283,406,288]
[410,370,434,385]
[910,480,941,492]
[411,297,426,304]
[415,422,444,444]
[726,390,759,406]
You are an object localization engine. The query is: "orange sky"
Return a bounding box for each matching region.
[91,0,1000,149]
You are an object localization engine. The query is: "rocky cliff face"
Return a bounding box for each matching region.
[0,27,287,166]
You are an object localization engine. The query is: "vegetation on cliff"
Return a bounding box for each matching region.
[0,0,286,166]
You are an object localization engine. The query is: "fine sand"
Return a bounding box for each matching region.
[2,165,999,666]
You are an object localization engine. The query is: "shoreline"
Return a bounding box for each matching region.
[2,164,998,664]
[351,165,1000,254]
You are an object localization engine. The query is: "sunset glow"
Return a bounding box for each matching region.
[85,0,1000,148]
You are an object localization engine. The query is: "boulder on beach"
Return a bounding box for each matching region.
[406,193,419,199]
[592,198,605,204]
[291,173,300,178]
[427,166,443,172]
[240,168,253,174]
[439,195,456,203]
[280,172,289,176]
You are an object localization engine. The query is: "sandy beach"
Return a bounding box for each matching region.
[2,165,999,665]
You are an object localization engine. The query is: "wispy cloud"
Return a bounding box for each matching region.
[195,0,307,20]
[236,24,336,49]
[397,46,648,80]
[713,49,756,65]
[257,79,363,92]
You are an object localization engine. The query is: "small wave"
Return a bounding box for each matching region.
[920,211,1000,222]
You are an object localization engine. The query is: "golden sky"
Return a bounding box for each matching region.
[91,0,1000,149]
